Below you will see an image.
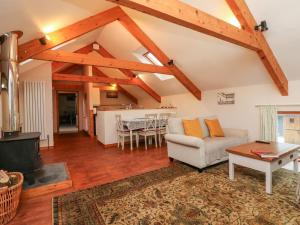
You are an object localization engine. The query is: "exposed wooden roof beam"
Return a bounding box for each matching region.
[226,0,288,95]
[18,6,195,100]
[92,66,138,104]
[118,10,202,100]
[53,73,139,85]
[108,0,260,51]
[51,43,155,103]
[33,50,172,74]
[52,83,84,91]
[52,44,93,73]
[94,43,161,102]
[59,64,83,74]
[18,7,123,62]
[93,85,119,91]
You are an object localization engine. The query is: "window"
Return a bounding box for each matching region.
[143,52,174,81]
[277,111,300,144]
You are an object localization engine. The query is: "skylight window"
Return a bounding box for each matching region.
[143,52,163,66]
[142,52,174,81]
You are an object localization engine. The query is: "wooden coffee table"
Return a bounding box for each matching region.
[226,142,300,194]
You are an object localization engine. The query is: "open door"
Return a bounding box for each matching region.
[58,92,79,133]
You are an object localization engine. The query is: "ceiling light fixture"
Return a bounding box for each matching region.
[255,20,268,32]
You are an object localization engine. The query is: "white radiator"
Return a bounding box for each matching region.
[23,81,48,140]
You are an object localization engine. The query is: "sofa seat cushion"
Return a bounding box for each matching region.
[165,134,204,148]
[204,136,246,163]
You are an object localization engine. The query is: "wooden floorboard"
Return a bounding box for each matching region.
[9,133,170,225]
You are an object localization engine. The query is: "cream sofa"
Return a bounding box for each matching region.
[165,116,248,170]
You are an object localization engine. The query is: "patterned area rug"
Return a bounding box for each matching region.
[53,162,300,225]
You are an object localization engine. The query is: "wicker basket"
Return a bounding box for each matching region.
[0,172,23,225]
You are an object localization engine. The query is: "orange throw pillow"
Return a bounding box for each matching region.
[205,119,225,137]
[182,119,203,138]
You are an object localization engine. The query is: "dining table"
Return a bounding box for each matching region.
[122,117,169,150]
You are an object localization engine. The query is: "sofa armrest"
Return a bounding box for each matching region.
[165,134,204,148]
[223,128,248,138]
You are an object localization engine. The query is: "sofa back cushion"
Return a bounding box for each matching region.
[182,119,203,138]
[198,115,217,138]
[168,118,185,134]
[168,115,218,136]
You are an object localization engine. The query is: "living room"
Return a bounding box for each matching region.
[0,0,300,224]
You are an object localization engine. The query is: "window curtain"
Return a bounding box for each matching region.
[259,105,278,142]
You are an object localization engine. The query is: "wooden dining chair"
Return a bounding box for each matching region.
[137,114,158,150]
[115,114,138,150]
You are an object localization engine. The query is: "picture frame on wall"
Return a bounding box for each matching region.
[217,92,235,105]
[106,91,118,98]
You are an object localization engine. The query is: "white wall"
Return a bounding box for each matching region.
[203,80,300,141]
[19,62,54,147]
[100,91,136,106]
[141,80,300,141]
[139,92,212,117]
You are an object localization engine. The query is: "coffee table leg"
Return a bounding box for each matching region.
[266,168,272,194]
[229,161,234,180]
[294,158,299,173]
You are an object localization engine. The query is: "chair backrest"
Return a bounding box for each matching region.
[115,114,124,131]
[144,114,157,131]
[158,113,172,129]
[145,113,158,119]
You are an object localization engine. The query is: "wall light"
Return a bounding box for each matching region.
[42,25,56,34]
[45,34,51,41]
[255,20,268,32]
[39,36,47,45]
[111,83,117,88]
[0,76,8,91]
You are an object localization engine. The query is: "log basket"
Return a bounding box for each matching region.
[0,172,23,225]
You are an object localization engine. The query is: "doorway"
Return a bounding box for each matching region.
[58,92,79,133]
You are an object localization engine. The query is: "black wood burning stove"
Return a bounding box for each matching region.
[0,133,43,183]
[0,32,43,184]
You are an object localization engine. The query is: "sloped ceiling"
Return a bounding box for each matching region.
[1,0,299,98]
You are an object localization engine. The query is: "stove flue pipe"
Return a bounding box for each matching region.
[0,31,23,137]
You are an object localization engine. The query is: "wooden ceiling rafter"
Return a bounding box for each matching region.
[109,0,288,96]
[53,73,140,85]
[52,83,84,91]
[117,10,202,100]
[93,85,120,91]
[59,64,83,74]
[19,6,199,101]
[33,49,172,74]
[93,42,161,102]
[225,0,288,95]
[107,0,260,51]
[51,43,158,103]
[18,7,123,62]
[92,66,138,104]
[52,44,93,73]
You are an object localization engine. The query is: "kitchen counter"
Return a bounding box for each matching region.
[95,108,176,146]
